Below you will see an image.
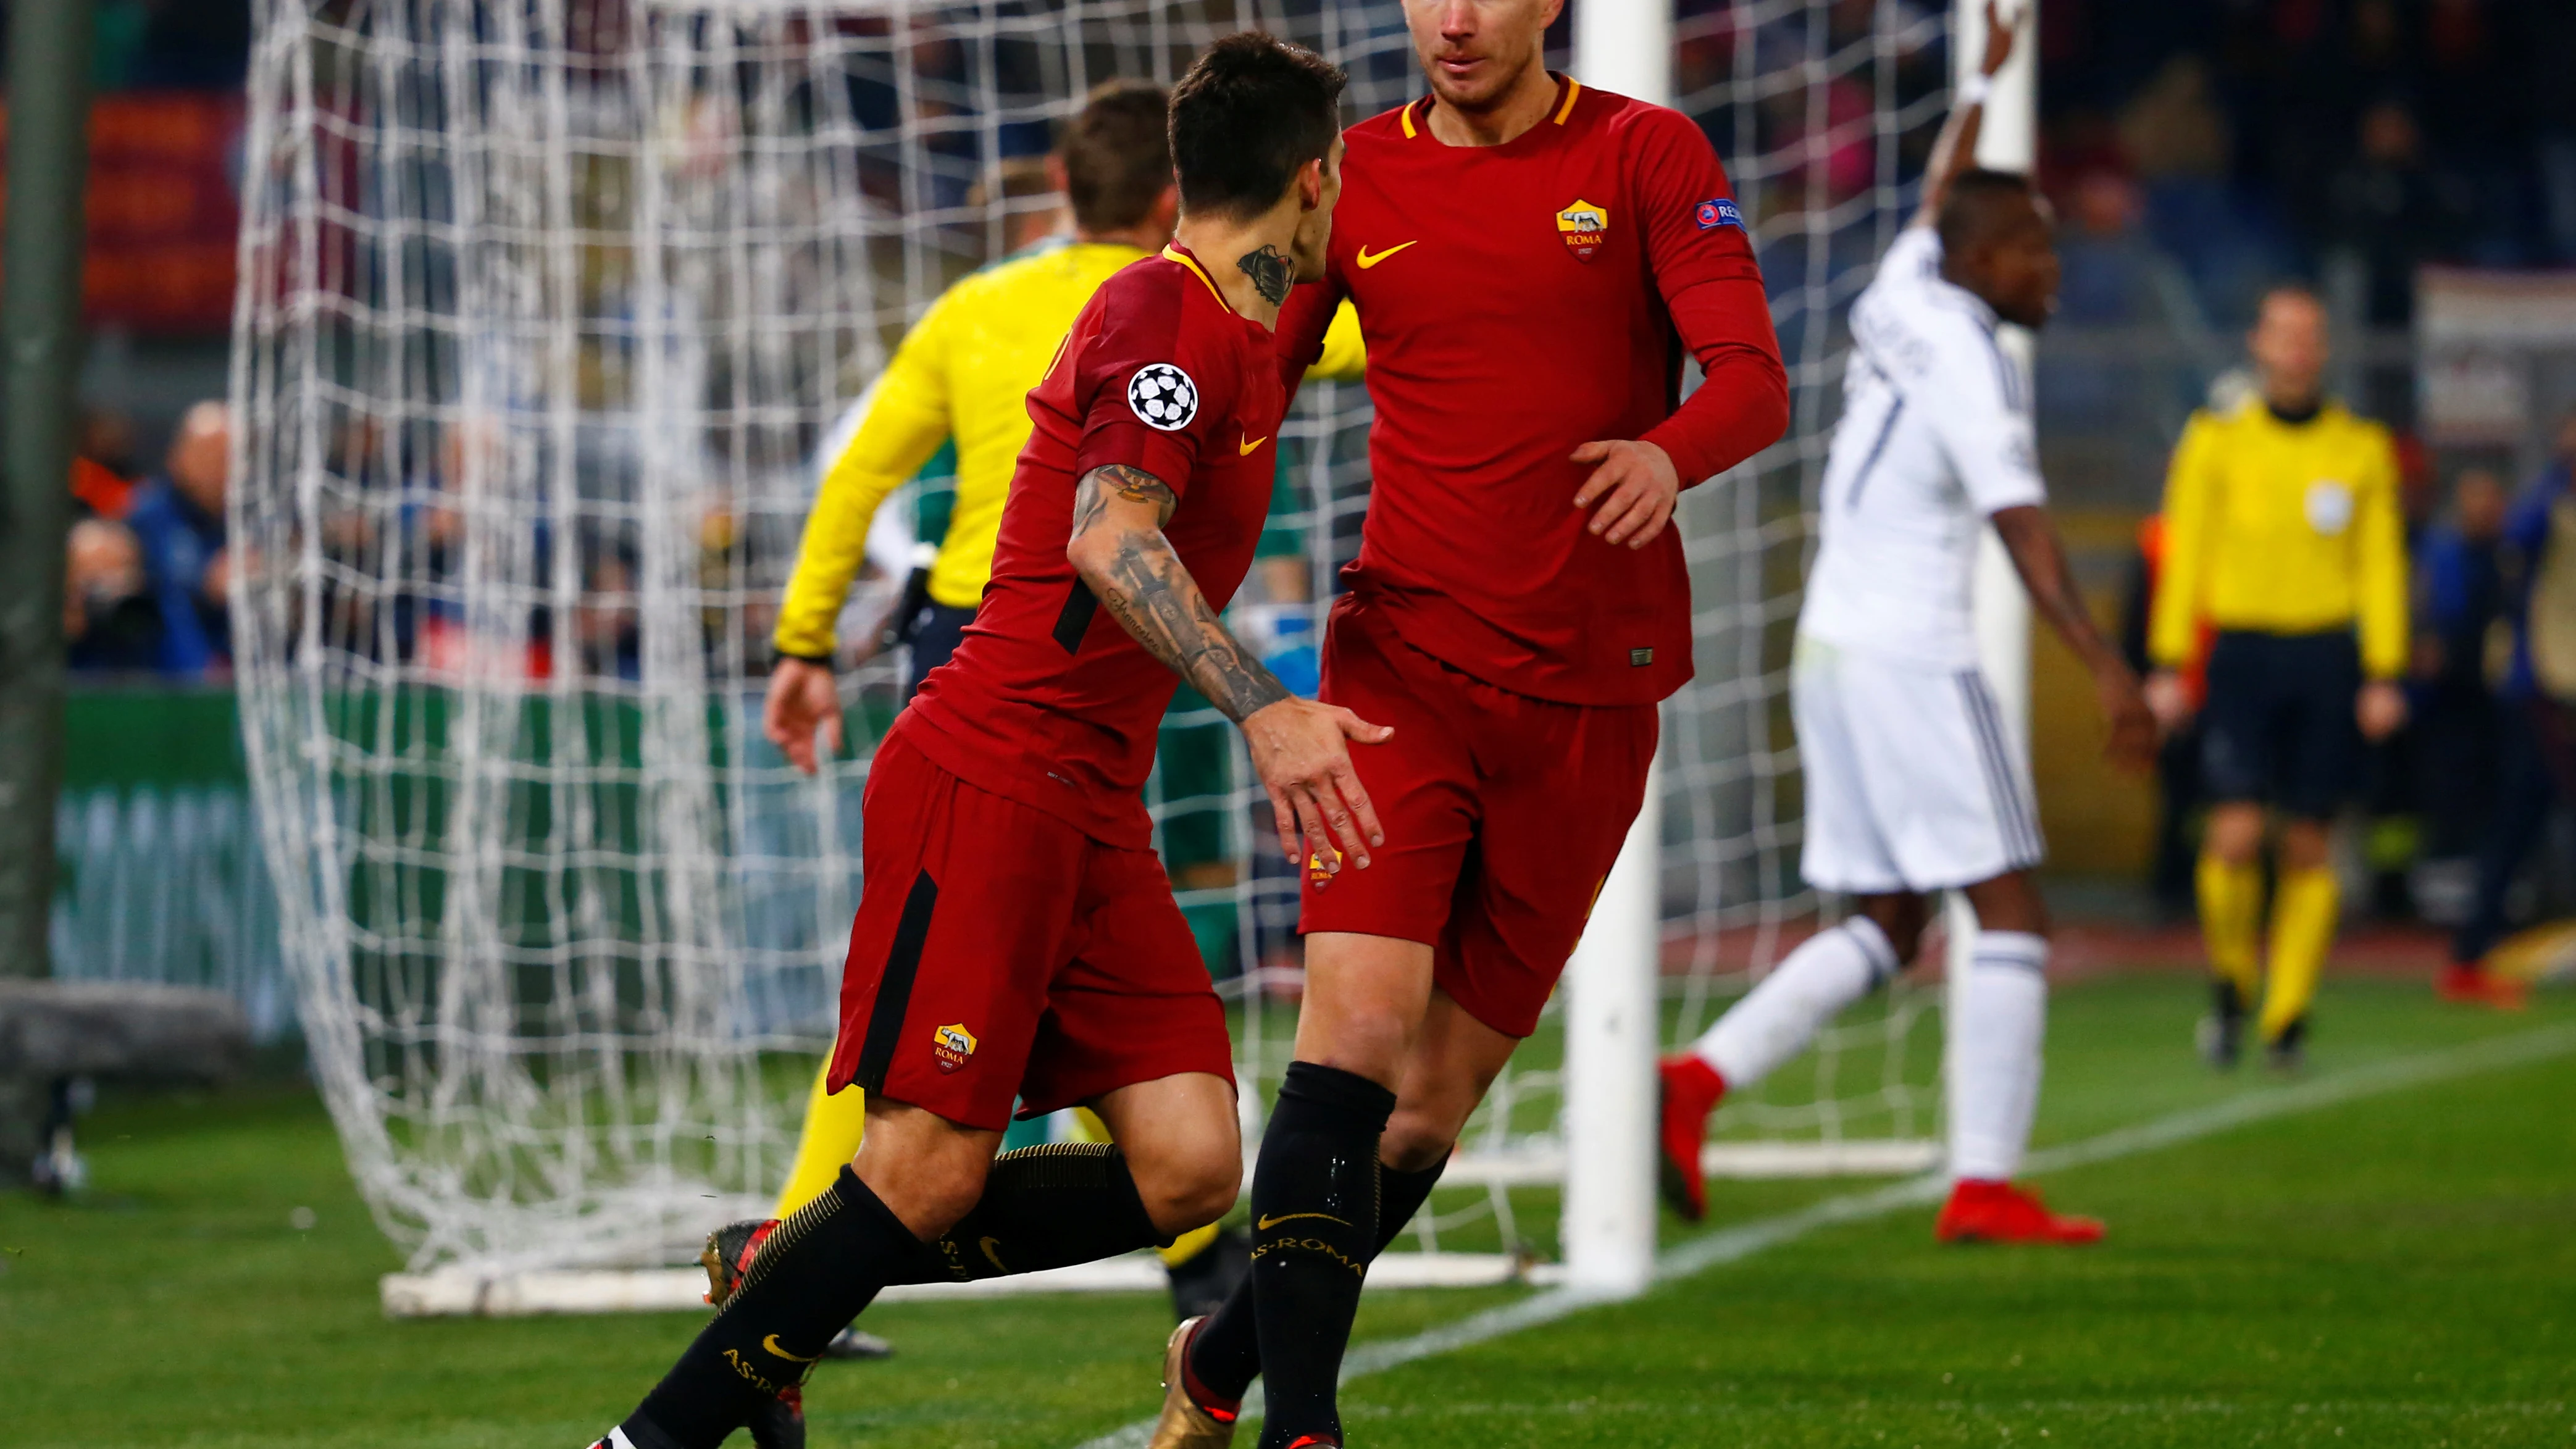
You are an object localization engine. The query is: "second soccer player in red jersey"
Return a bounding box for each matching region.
[585,36,1384,1449]
[1149,2,1788,1447]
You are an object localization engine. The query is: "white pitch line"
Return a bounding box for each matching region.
[1068,1021,2576,1449]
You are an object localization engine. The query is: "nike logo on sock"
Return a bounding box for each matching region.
[762,1333,823,1363]
[1255,1211,1350,1231]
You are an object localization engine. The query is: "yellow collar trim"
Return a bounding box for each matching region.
[1160,243,1236,315]
[1402,75,1578,140]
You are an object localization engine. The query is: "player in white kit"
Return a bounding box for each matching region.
[1657,9,2154,1243]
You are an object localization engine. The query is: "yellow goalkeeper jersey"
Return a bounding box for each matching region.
[774,237,1365,659]
[2148,396,2409,680]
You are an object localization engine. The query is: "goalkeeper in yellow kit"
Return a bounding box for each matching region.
[2146,286,2409,1070]
[727,81,1363,1388]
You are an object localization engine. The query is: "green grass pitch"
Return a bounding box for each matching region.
[4,974,2570,1448]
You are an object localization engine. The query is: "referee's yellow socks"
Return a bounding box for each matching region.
[2262,865,2338,1043]
[770,1059,1227,1269]
[2195,854,2265,1000]
[775,1058,868,1218]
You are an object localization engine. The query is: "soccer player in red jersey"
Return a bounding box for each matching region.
[584,37,1386,1449]
[1147,4,1788,1448]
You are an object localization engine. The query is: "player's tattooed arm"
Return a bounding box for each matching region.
[1068,465,1392,871]
[1069,463,1176,539]
[1066,464,1290,722]
[1237,245,1294,308]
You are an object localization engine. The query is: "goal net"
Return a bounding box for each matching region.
[234,0,1951,1285]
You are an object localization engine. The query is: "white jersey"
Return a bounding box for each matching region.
[1798,227,2044,669]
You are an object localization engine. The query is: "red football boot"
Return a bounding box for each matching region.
[1655,1054,1727,1222]
[1934,1179,2104,1245]
[2436,963,2527,1011]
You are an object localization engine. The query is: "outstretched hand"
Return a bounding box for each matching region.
[764,656,845,775]
[1570,438,1683,549]
[2357,679,2408,741]
[2143,669,2194,733]
[1242,697,1391,882]
[2097,664,2159,776]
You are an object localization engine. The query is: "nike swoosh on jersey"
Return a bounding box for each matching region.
[979,1235,1008,1271]
[1239,434,1268,455]
[1255,1211,1351,1230]
[1354,241,1417,269]
[762,1334,823,1364]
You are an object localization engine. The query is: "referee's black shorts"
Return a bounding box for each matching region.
[2199,628,2364,821]
[900,601,978,701]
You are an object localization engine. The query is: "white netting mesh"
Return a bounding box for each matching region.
[235,0,1951,1275]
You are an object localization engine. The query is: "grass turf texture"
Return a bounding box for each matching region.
[2,974,2569,1448]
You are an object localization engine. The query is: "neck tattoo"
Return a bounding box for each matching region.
[1237,244,1292,307]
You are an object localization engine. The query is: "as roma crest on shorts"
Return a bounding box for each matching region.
[931,1022,978,1074]
[1555,198,1609,263]
[1307,843,1340,887]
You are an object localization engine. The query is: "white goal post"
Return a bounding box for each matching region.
[1558,0,2040,1301]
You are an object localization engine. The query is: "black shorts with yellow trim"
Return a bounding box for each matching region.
[2198,628,2364,821]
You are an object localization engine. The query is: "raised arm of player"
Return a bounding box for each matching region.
[1913,0,2019,228]
[1573,107,1790,549]
[1064,461,1391,875]
[1991,505,2157,774]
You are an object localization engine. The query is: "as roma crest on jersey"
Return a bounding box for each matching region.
[1555,198,1609,263]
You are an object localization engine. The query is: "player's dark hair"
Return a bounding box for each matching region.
[1169,33,1345,222]
[1936,167,2038,254]
[1061,80,1173,233]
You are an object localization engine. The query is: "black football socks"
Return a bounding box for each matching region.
[918,1141,1167,1282]
[620,1167,936,1449]
[1247,1061,1397,1449]
[1187,1155,1448,1406]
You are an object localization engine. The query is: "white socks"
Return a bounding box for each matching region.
[1949,930,2049,1183]
[1692,916,1901,1090]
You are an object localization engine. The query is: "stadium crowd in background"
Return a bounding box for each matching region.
[62,399,233,680]
[2036,0,2576,328]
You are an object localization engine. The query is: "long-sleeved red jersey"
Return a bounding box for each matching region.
[1278,75,1788,706]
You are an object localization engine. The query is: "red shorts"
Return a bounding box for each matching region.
[1298,595,1659,1037]
[826,731,1236,1131]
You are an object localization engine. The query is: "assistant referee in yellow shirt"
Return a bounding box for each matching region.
[2146,285,2409,1071]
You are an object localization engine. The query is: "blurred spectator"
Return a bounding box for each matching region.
[123,400,233,677]
[2444,412,2576,1008]
[69,407,141,520]
[2054,170,2158,326]
[2410,468,2509,866]
[2527,2,2576,262]
[63,517,165,674]
[77,406,139,481]
[2326,100,2475,326]
[577,549,643,681]
[2119,54,2231,184]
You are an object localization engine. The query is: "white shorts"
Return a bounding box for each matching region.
[1792,635,2044,895]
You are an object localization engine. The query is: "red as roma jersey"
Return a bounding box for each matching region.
[1279,76,1783,706]
[900,245,1286,848]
